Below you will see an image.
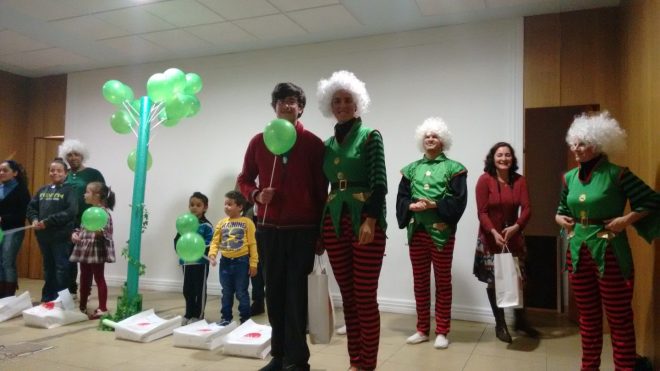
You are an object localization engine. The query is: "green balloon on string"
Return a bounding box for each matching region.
[127,149,153,172]
[81,207,109,231]
[184,73,203,94]
[164,68,186,94]
[158,109,180,127]
[147,73,174,102]
[102,80,129,105]
[183,95,200,117]
[176,213,199,234]
[110,110,133,134]
[263,119,297,155]
[166,94,189,119]
[176,232,205,262]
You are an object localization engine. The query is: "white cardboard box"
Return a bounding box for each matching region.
[114,309,181,343]
[173,320,238,350]
[223,319,272,359]
[0,291,33,322]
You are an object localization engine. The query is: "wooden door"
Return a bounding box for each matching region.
[16,137,63,279]
[523,104,598,316]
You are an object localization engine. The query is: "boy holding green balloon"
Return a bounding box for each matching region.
[208,190,258,326]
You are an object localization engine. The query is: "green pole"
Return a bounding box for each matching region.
[126,96,152,299]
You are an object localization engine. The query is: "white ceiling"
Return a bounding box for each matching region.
[0,0,618,77]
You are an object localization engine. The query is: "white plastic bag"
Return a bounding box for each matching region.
[22,290,88,328]
[114,309,181,343]
[0,291,33,322]
[307,254,334,344]
[494,245,523,308]
[173,319,238,350]
[223,319,271,359]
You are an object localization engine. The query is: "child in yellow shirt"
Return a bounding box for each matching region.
[209,191,258,325]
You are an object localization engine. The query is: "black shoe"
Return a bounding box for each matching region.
[514,309,540,338]
[251,302,265,316]
[495,322,513,343]
[259,357,283,371]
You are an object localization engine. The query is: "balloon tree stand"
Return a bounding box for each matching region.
[98,68,203,330]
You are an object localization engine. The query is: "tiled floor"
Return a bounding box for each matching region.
[0,279,615,370]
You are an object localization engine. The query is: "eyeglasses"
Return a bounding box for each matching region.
[276,99,299,108]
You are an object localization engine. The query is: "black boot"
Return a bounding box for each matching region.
[0,282,6,299]
[514,308,540,338]
[259,357,283,371]
[251,301,265,316]
[486,288,512,343]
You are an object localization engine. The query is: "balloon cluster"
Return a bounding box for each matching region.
[175,213,205,262]
[82,207,109,231]
[101,68,203,171]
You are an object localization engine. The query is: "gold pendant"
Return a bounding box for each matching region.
[334,157,340,165]
[425,170,431,176]
[578,193,586,202]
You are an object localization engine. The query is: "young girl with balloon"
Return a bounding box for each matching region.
[173,192,214,325]
[70,181,116,319]
[26,158,78,303]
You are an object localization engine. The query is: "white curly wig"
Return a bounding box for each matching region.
[415,117,453,152]
[317,70,370,118]
[566,111,627,155]
[58,139,90,163]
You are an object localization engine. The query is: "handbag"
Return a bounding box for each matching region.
[494,244,524,308]
[307,254,335,344]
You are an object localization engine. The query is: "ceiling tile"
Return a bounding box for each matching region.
[186,22,257,45]
[1,0,88,21]
[141,29,213,52]
[233,14,306,40]
[269,0,339,12]
[197,0,279,20]
[96,7,175,34]
[142,0,225,27]
[49,16,130,41]
[99,35,169,60]
[288,5,361,33]
[416,0,486,16]
[0,47,92,70]
[0,30,51,55]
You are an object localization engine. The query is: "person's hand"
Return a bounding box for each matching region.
[256,187,275,204]
[209,256,217,267]
[491,229,506,247]
[315,238,325,255]
[71,231,81,244]
[409,201,426,212]
[32,220,46,230]
[555,215,575,235]
[501,224,520,242]
[249,266,257,277]
[358,217,376,245]
[604,216,629,233]
[419,198,437,209]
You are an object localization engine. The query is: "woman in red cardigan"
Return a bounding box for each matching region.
[473,142,539,343]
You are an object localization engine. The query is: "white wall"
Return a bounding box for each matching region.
[65,18,523,323]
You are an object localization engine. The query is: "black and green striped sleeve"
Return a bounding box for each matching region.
[363,130,387,219]
[556,174,572,216]
[619,168,659,243]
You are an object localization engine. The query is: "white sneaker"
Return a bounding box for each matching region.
[406,332,429,344]
[336,325,347,335]
[434,334,449,349]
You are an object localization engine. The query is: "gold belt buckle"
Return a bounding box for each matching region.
[338,179,347,191]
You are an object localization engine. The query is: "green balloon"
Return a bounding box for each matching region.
[102,80,129,105]
[184,73,203,94]
[263,119,297,155]
[164,68,186,94]
[166,94,189,119]
[110,110,133,134]
[81,207,109,232]
[158,109,180,127]
[176,232,206,262]
[121,84,135,103]
[147,73,174,102]
[176,213,199,235]
[127,149,153,172]
[184,95,200,117]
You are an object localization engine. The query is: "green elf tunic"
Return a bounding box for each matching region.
[322,119,387,237]
[557,156,659,279]
[397,153,467,250]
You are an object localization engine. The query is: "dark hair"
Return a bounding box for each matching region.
[51,157,68,171]
[87,181,116,210]
[190,191,209,218]
[270,82,306,117]
[483,142,519,184]
[2,160,29,186]
[225,190,247,209]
